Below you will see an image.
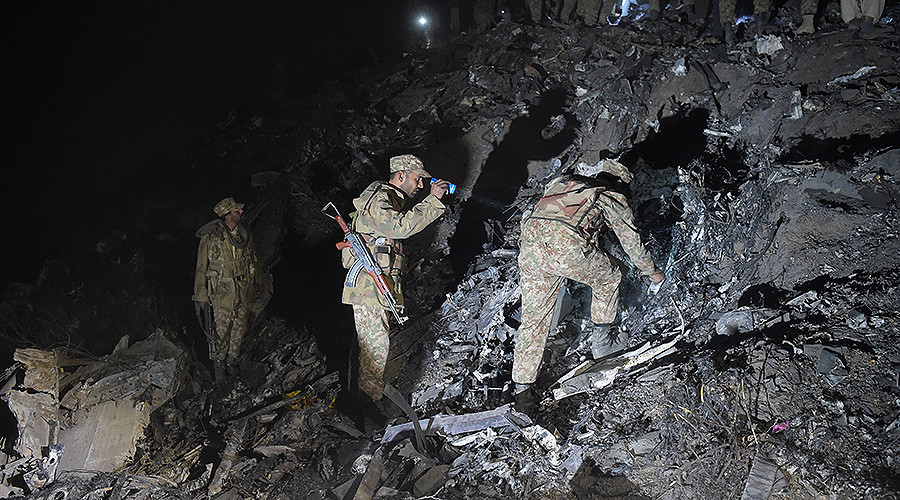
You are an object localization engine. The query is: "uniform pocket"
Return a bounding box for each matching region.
[205,270,220,295]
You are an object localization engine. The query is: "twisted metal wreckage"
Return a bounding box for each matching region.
[3,5,899,499]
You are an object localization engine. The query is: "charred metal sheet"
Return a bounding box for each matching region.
[382,404,517,444]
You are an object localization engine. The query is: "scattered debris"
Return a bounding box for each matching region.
[4,3,900,499]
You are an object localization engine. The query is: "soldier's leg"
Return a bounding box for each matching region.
[211,307,234,380]
[512,223,564,385]
[527,0,543,22]
[796,0,817,32]
[719,0,736,25]
[579,0,602,25]
[754,0,772,19]
[559,247,623,325]
[513,265,564,385]
[860,0,884,20]
[840,0,861,22]
[598,0,617,24]
[211,307,232,363]
[353,304,390,401]
[561,0,578,22]
[225,304,250,366]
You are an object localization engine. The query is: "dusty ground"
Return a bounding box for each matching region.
[2,2,900,499]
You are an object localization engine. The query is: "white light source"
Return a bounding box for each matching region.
[418,16,428,25]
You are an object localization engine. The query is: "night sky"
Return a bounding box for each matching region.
[4,2,428,285]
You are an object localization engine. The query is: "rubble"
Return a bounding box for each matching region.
[3,2,900,499]
[1,331,186,495]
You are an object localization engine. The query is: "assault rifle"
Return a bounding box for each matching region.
[196,301,216,338]
[321,202,407,324]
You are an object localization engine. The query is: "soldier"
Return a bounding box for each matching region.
[342,155,450,403]
[512,159,665,410]
[193,197,261,381]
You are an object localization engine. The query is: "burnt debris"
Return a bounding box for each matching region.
[3,4,900,499]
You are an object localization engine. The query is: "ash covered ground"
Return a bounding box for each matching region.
[2,3,900,499]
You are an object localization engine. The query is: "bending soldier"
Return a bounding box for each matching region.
[512,159,665,410]
[193,197,260,381]
[342,155,450,403]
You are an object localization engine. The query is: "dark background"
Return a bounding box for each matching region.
[3,1,442,287]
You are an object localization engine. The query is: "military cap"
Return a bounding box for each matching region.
[389,154,432,178]
[214,197,245,216]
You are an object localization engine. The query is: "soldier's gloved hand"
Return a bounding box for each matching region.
[430,179,450,199]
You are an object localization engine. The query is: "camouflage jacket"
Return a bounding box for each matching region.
[524,175,657,275]
[341,181,446,308]
[192,220,259,310]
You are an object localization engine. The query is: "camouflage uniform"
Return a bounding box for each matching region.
[526,0,543,22]
[513,172,658,385]
[342,159,445,401]
[193,200,259,369]
[840,0,883,23]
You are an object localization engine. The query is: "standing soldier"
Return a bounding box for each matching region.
[193,197,260,381]
[342,155,449,404]
[512,159,665,410]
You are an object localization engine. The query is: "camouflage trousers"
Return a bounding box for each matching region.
[840,0,883,22]
[352,304,391,401]
[561,0,603,25]
[210,304,249,366]
[513,219,622,384]
[526,0,543,21]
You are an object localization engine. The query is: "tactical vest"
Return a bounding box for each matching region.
[341,183,405,275]
[194,220,257,309]
[524,175,608,239]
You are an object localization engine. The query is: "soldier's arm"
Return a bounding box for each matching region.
[601,192,658,275]
[192,235,211,302]
[366,193,446,239]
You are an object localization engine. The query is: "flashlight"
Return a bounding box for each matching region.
[431,178,457,194]
[418,16,428,26]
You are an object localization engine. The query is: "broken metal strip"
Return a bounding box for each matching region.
[741,452,780,500]
[552,333,683,400]
[381,404,515,444]
[383,383,425,454]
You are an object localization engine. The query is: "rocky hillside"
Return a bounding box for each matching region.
[2,4,899,499]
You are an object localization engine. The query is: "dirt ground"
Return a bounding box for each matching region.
[3,2,899,499]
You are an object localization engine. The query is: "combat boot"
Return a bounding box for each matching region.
[723,24,735,45]
[513,383,536,414]
[859,17,882,39]
[213,362,227,383]
[796,14,815,34]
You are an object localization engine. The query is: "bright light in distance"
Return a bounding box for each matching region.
[418,16,428,25]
